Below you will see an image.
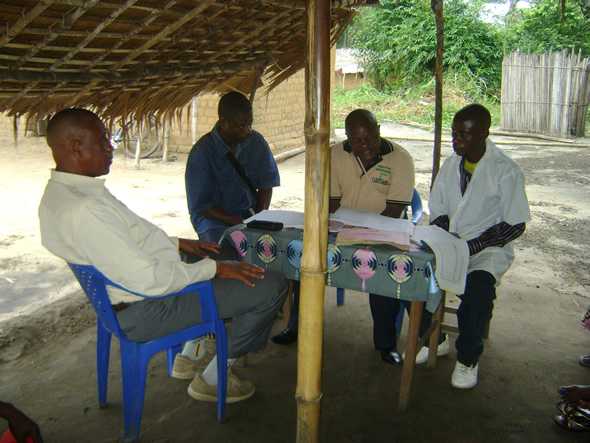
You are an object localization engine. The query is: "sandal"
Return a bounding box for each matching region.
[554,414,589,432]
[554,402,590,432]
[579,354,590,368]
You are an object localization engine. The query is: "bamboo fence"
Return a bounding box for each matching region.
[501,50,590,137]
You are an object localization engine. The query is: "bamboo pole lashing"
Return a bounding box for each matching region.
[296,1,330,442]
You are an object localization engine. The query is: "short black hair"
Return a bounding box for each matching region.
[345,109,378,133]
[218,91,252,120]
[454,104,491,129]
[46,108,98,145]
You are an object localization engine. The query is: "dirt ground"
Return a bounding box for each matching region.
[0,124,589,442]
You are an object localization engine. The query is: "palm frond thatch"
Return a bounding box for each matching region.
[0,0,376,124]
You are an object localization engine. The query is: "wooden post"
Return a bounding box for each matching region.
[296,1,330,442]
[430,0,444,186]
[161,119,169,162]
[399,300,424,411]
[12,114,19,149]
[249,62,266,104]
[134,121,142,169]
[191,96,198,145]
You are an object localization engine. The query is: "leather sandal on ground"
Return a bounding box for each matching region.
[579,354,590,368]
[554,402,590,432]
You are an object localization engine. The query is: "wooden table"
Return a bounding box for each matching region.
[224,226,443,411]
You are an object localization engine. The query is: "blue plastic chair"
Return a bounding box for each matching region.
[336,189,424,314]
[68,264,228,443]
[410,188,424,225]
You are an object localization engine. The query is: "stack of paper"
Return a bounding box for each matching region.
[335,228,410,250]
[331,208,415,235]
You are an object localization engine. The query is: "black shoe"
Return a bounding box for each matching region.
[271,328,298,345]
[380,349,403,366]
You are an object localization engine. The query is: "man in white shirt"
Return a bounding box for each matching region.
[425,104,530,389]
[39,108,288,403]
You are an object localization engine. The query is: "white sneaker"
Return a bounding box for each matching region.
[451,361,479,389]
[408,335,450,364]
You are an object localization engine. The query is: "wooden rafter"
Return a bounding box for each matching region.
[0,0,367,121]
[0,0,55,47]
[10,0,99,69]
[49,0,139,71]
[111,0,217,70]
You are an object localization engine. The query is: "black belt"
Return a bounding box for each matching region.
[112,302,131,312]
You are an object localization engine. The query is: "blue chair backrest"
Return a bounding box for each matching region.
[68,263,125,338]
[410,189,423,225]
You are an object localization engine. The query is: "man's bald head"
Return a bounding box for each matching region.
[46,108,113,177]
[345,109,379,134]
[46,108,99,149]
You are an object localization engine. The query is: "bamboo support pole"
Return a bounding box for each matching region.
[430,0,443,186]
[134,123,142,169]
[296,0,330,442]
[161,119,169,162]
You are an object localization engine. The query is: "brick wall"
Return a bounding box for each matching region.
[167,69,306,154]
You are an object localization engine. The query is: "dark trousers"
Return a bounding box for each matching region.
[285,281,300,331]
[454,270,496,366]
[418,270,496,365]
[286,286,406,352]
[369,294,404,351]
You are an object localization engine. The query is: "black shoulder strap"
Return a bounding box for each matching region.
[226,150,257,198]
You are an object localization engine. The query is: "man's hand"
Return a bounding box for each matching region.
[178,238,220,258]
[0,402,43,443]
[216,261,265,287]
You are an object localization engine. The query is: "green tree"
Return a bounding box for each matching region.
[349,0,503,94]
[504,0,590,55]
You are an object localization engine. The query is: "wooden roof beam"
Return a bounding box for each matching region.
[12,0,100,69]
[49,0,139,71]
[84,0,180,71]
[112,0,217,70]
[0,0,55,47]
[0,60,259,83]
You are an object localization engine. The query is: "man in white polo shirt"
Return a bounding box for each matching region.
[331,109,414,365]
[273,109,415,365]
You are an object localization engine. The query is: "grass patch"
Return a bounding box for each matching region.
[332,76,500,130]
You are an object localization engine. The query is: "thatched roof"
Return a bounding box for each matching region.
[0,0,375,122]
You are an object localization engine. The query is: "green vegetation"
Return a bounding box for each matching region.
[335,0,590,130]
[349,0,503,96]
[332,79,500,130]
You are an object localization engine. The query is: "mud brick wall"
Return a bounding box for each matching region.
[168,69,306,155]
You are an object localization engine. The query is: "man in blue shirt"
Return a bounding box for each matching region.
[185,91,280,243]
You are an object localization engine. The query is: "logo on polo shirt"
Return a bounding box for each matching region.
[372,165,391,186]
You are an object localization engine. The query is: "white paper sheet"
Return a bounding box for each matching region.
[412,225,469,294]
[244,210,304,228]
[331,208,415,235]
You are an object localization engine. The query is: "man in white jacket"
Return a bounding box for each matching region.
[428,104,530,389]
